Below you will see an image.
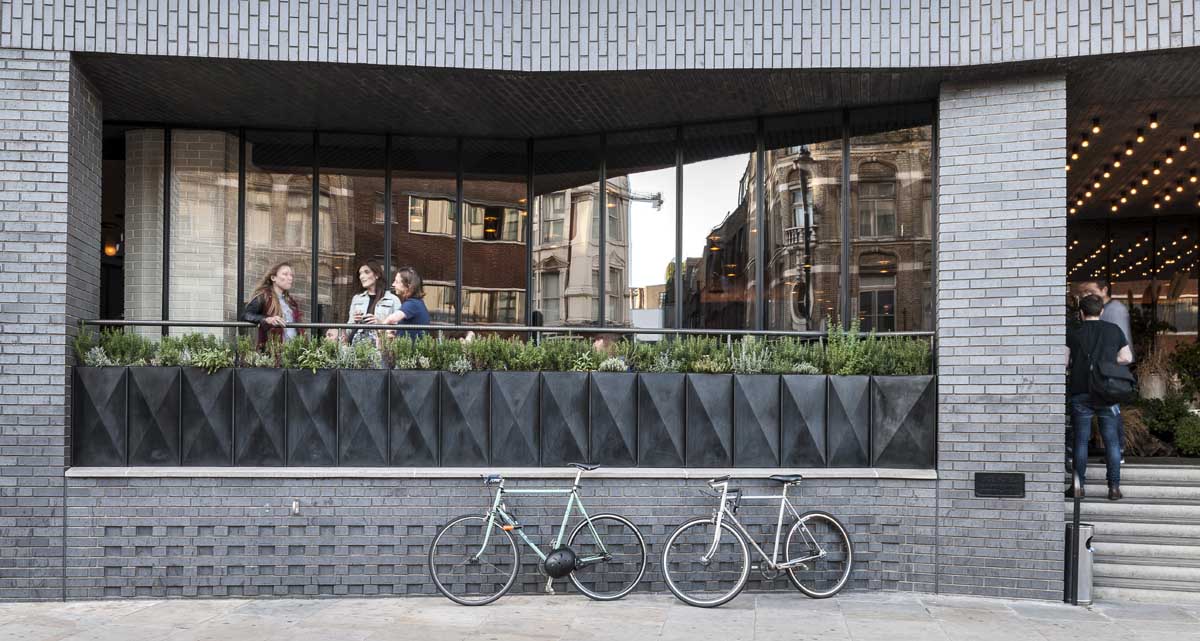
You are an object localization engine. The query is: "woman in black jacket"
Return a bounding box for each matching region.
[241,262,303,347]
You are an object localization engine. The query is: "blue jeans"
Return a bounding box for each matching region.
[1070,393,1121,485]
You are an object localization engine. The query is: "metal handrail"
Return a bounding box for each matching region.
[81,319,936,339]
[1067,469,1083,605]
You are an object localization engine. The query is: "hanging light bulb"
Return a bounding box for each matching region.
[1154,197,1161,209]
[1065,163,1072,171]
[1113,154,1122,168]
[1130,185,1139,195]
[1081,133,1090,148]
[1194,124,1200,139]
[1092,118,1102,134]
[1069,207,1077,214]
[1137,128,1146,143]
[1165,192,1173,202]
[1142,172,1151,184]
[1092,179,1102,189]
[1111,202,1119,212]
[1102,165,1111,178]
[1150,113,1160,129]
[1153,163,1161,175]
[1177,181,1185,193]
[1076,197,1085,206]
[1166,151,1175,164]
[1120,191,1128,203]
[1125,141,1135,155]
[1190,169,1197,183]
[1181,137,1189,152]
[1085,190,1093,198]
[1071,146,1080,160]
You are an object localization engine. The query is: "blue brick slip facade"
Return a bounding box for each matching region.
[0,1,1189,601]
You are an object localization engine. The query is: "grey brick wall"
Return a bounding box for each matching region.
[0,49,101,601]
[2,1,1196,70]
[64,476,936,599]
[936,76,1067,600]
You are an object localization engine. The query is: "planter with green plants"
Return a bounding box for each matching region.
[73,324,936,469]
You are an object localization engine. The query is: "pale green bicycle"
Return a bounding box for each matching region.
[428,463,648,605]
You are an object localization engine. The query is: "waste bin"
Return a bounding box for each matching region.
[1064,522,1094,605]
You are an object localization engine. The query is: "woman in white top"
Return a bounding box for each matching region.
[336,261,401,346]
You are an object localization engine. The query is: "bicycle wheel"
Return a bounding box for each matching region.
[566,514,647,601]
[785,510,853,598]
[661,518,750,608]
[428,514,520,606]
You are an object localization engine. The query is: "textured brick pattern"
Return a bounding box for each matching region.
[64,476,935,598]
[2,2,1197,70]
[936,77,1067,599]
[0,49,101,601]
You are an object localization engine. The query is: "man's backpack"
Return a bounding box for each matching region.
[1087,325,1136,405]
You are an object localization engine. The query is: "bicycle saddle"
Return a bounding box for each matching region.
[482,474,503,485]
[568,463,599,471]
[768,474,804,484]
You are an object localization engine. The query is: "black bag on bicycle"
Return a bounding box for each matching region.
[1086,326,1136,405]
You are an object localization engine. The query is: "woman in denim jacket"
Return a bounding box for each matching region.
[337,261,401,346]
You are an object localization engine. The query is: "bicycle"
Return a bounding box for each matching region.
[428,463,648,606]
[661,473,853,607]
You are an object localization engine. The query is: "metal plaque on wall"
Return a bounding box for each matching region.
[974,472,1026,498]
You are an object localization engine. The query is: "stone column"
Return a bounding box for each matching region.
[936,76,1068,599]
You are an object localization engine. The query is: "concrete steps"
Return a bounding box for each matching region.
[1068,462,1200,603]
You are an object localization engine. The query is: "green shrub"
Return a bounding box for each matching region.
[691,353,731,374]
[73,328,98,363]
[541,337,598,372]
[96,329,157,366]
[337,340,383,369]
[236,335,283,368]
[769,336,823,374]
[509,341,545,371]
[1171,342,1200,398]
[823,319,872,376]
[791,362,821,375]
[668,336,724,373]
[81,346,115,367]
[464,335,517,371]
[153,336,187,367]
[864,337,932,376]
[190,344,235,374]
[596,356,628,372]
[731,336,772,374]
[281,335,339,372]
[1137,393,1193,439]
[1176,414,1200,457]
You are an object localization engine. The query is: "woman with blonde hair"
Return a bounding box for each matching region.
[241,262,303,347]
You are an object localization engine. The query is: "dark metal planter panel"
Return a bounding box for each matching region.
[827,376,871,467]
[440,371,488,466]
[638,373,685,467]
[781,375,827,467]
[540,372,588,467]
[390,370,439,466]
[233,368,286,466]
[285,370,337,466]
[871,376,936,469]
[338,370,389,466]
[127,367,181,466]
[180,368,233,466]
[734,374,781,467]
[73,367,127,466]
[685,374,733,467]
[589,373,637,467]
[490,372,540,466]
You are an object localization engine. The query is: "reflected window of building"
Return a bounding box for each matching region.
[540,271,561,324]
[858,253,897,332]
[318,133,386,325]
[392,136,458,323]
[462,138,528,325]
[848,107,933,332]
[533,135,601,326]
[857,162,897,239]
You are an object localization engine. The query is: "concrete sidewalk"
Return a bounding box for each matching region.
[2,592,1199,641]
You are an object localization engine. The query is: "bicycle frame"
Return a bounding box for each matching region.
[706,480,825,571]
[475,469,611,566]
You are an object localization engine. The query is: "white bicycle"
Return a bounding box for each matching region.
[661,474,853,607]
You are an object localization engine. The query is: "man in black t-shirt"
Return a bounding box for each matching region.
[1066,295,1133,500]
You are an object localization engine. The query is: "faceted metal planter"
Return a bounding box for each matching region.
[233,368,286,466]
[540,372,588,467]
[180,367,233,466]
[126,366,181,466]
[734,374,782,467]
[827,376,871,467]
[285,370,337,466]
[440,371,489,466]
[781,375,828,468]
[589,372,638,467]
[338,369,389,466]
[390,370,439,466]
[638,373,686,467]
[73,367,128,466]
[871,375,936,469]
[490,372,540,466]
[685,374,733,467]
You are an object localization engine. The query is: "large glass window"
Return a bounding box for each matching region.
[848,107,934,332]
[318,133,386,326]
[243,130,314,323]
[391,137,458,324]
[462,138,528,325]
[109,128,165,336]
[680,120,757,330]
[763,113,843,331]
[168,130,241,337]
[533,135,601,327]
[607,128,674,330]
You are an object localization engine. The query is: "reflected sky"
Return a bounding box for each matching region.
[626,154,750,287]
